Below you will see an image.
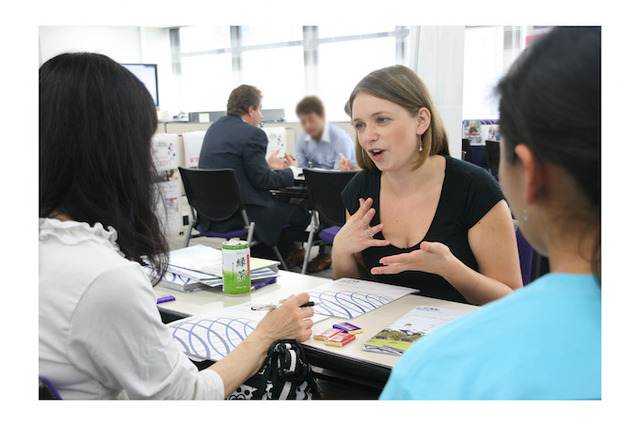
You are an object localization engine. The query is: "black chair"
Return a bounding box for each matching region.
[485,140,500,179]
[178,167,287,269]
[462,138,473,163]
[300,169,358,274]
[39,376,62,400]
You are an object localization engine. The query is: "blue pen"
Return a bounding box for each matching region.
[251,277,277,291]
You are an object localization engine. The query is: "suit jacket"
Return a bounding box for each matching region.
[198,115,294,208]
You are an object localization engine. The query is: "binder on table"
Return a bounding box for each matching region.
[145,244,280,292]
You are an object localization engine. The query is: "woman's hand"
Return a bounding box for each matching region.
[333,198,390,256]
[370,241,453,277]
[251,292,314,344]
[339,157,353,171]
[211,293,314,397]
[339,157,361,171]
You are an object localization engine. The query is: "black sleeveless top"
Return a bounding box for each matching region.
[340,155,504,304]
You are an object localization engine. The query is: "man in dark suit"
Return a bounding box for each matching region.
[198,85,310,266]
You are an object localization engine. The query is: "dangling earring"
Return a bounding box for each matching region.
[522,209,529,223]
[418,140,423,152]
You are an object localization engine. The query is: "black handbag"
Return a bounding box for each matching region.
[228,339,320,400]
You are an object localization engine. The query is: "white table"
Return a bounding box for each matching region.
[154,269,477,392]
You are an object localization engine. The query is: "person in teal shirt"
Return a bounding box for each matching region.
[380,26,601,400]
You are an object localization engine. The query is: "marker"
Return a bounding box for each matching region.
[251,301,315,311]
[251,277,277,291]
[339,152,350,170]
[156,295,176,304]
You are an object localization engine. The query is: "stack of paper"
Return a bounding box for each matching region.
[145,267,208,292]
[151,244,280,292]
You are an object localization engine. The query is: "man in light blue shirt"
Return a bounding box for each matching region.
[294,96,356,272]
[295,96,356,170]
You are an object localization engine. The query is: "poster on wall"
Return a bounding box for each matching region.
[462,120,483,143]
[263,127,286,159]
[152,133,181,233]
[462,119,500,144]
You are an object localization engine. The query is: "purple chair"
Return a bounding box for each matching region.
[318,226,341,244]
[39,376,62,400]
[301,169,358,274]
[178,167,287,269]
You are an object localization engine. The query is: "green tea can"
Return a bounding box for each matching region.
[222,240,251,295]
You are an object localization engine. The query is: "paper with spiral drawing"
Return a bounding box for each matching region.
[168,305,265,361]
[307,278,419,319]
[167,302,328,362]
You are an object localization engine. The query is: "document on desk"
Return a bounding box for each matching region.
[162,245,279,290]
[167,302,329,362]
[308,278,419,320]
[362,305,467,356]
[168,244,223,275]
[143,265,209,292]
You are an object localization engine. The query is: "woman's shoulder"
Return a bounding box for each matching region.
[443,155,501,193]
[344,168,379,192]
[40,219,143,278]
[444,155,487,176]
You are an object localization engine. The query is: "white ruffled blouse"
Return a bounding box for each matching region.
[39,218,223,399]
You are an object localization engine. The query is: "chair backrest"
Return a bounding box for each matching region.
[303,169,358,227]
[178,167,245,222]
[485,140,500,178]
[39,376,62,400]
[462,138,473,163]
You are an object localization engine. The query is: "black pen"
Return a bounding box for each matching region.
[251,301,315,311]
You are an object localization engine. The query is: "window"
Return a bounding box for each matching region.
[239,25,302,47]
[241,45,304,118]
[462,26,525,120]
[172,26,520,122]
[180,53,233,112]
[317,36,398,121]
[179,26,231,53]
[171,25,408,121]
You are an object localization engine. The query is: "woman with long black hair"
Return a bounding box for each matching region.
[39,52,314,399]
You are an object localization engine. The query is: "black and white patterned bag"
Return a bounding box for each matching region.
[228,339,320,400]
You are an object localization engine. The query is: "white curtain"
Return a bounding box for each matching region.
[409,26,465,159]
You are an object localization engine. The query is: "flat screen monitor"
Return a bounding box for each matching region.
[122,63,159,107]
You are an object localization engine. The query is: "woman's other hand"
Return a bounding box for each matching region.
[333,198,390,256]
[370,241,453,276]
